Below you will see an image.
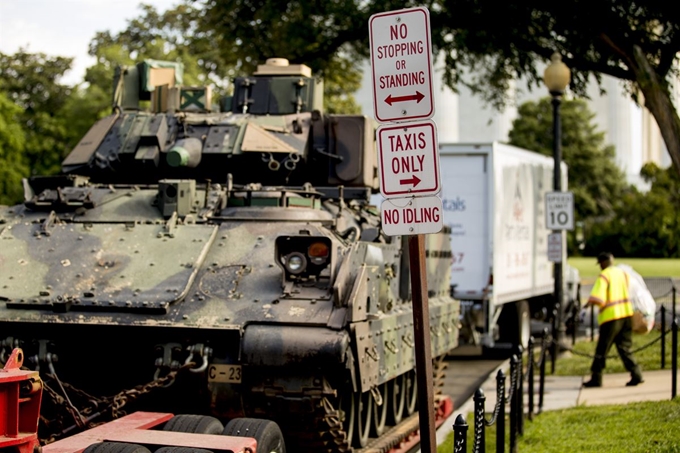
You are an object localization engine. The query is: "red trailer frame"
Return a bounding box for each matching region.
[41,411,258,453]
[0,348,43,453]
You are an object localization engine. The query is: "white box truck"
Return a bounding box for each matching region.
[439,142,580,352]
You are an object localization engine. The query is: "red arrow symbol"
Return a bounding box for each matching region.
[399,175,421,187]
[384,91,425,106]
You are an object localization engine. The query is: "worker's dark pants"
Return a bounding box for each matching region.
[591,317,642,380]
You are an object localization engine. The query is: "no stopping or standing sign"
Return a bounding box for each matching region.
[369,7,434,123]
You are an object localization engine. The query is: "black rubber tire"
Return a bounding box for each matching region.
[223,418,286,453]
[83,442,151,453]
[498,300,530,350]
[155,449,214,453]
[162,414,224,435]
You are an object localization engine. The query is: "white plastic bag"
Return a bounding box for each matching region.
[618,264,656,334]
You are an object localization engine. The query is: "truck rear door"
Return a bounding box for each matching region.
[440,153,489,299]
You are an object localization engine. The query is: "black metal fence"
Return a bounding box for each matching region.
[453,283,679,453]
[453,330,551,453]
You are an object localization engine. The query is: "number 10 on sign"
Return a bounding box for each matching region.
[545,191,574,231]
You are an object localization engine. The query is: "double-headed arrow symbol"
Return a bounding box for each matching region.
[399,175,421,187]
[384,91,425,106]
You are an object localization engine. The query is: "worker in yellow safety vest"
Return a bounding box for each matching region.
[583,252,643,387]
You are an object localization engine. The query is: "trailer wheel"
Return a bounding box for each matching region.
[162,414,224,434]
[155,449,214,453]
[223,418,286,453]
[83,442,151,453]
[497,300,530,351]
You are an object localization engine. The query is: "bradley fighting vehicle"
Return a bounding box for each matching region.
[0,58,459,452]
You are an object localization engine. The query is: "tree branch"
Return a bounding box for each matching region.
[599,33,637,72]
[631,44,680,172]
[657,41,680,79]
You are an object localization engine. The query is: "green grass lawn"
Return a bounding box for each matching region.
[555,329,672,376]
[438,399,680,453]
[438,330,676,452]
[518,400,680,453]
[568,257,680,279]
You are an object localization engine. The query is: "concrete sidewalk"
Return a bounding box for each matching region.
[435,366,679,447]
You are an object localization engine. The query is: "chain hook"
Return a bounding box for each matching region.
[185,344,212,373]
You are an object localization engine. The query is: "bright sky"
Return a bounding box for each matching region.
[0,0,180,85]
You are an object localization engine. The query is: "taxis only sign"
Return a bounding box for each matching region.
[377,120,441,198]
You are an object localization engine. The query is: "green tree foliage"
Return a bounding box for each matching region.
[83,3,221,120]
[82,2,363,114]
[0,91,29,205]
[192,0,399,113]
[0,50,74,176]
[508,98,626,220]
[196,0,680,173]
[587,163,680,258]
[428,1,680,175]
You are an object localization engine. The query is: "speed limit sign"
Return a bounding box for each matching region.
[546,192,574,230]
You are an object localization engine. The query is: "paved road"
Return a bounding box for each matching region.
[442,347,503,409]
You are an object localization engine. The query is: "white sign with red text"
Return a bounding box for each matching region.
[369,7,434,123]
[381,196,443,236]
[378,120,441,198]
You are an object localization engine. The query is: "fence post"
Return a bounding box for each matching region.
[496,370,506,453]
[509,355,518,453]
[516,345,524,436]
[473,388,486,453]
[672,318,677,400]
[527,337,535,421]
[590,303,595,342]
[673,286,677,323]
[661,305,667,369]
[551,304,559,374]
[572,303,578,346]
[453,414,468,453]
[539,328,548,414]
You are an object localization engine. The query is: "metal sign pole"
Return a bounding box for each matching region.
[408,234,436,452]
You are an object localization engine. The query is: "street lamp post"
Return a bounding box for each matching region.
[544,53,570,368]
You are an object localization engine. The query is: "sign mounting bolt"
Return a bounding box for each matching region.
[402,110,407,115]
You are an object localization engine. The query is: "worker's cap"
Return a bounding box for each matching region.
[596,252,613,263]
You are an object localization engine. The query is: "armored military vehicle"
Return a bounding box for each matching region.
[0,58,459,452]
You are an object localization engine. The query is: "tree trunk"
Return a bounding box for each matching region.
[632,45,680,174]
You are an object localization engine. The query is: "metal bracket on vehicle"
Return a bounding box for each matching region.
[37,211,60,237]
[185,343,213,373]
[153,342,183,380]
